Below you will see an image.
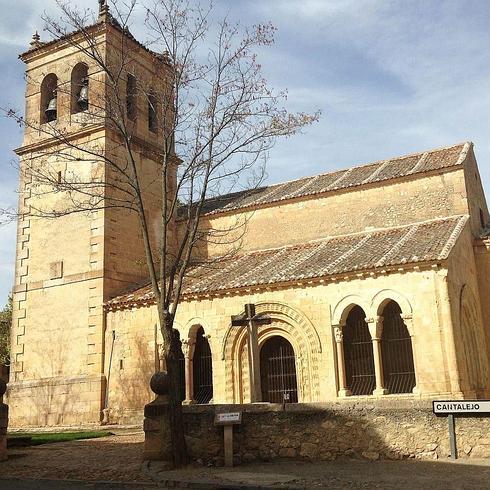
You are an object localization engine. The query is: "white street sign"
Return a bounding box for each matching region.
[433,400,490,415]
[214,412,242,425]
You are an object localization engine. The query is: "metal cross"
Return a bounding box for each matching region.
[231,304,271,403]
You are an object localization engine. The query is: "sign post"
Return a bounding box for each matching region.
[214,412,242,467]
[433,400,490,460]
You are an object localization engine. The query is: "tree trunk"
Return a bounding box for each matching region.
[162,316,188,467]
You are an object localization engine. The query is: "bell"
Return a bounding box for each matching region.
[45,95,57,122]
[77,78,89,111]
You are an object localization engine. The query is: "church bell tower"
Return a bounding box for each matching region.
[8,2,171,426]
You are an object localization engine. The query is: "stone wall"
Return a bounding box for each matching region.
[180,401,490,464]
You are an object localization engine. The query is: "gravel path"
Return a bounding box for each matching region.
[1,430,152,484]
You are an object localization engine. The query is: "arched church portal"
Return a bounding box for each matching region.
[260,336,298,403]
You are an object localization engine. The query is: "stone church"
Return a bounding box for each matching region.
[7,4,490,426]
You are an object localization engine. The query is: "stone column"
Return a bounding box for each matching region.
[0,380,8,462]
[143,372,172,463]
[333,325,351,397]
[367,317,388,396]
[402,314,420,394]
[181,340,195,405]
[435,269,463,396]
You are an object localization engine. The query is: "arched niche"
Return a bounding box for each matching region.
[71,62,89,114]
[40,73,58,123]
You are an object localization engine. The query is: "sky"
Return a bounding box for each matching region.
[1,0,490,306]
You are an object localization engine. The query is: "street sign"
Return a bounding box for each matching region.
[433,400,490,416]
[432,400,490,461]
[214,412,242,468]
[214,412,242,425]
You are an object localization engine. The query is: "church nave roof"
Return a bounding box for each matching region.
[107,214,468,309]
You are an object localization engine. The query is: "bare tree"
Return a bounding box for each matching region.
[4,0,318,466]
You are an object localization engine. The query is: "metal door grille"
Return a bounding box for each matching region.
[381,301,416,394]
[260,336,298,403]
[344,306,376,395]
[193,327,213,404]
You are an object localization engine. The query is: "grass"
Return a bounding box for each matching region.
[8,430,112,446]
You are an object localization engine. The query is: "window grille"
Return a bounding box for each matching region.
[344,306,376,395]
[260,336,298,403]
[192,327,213,404]
[381,301,416,394]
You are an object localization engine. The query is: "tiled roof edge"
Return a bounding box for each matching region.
[106,214,467,309]
[193,141,472,218]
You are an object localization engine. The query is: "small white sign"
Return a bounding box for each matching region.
[214,412,242,425]
[433,400,490,415]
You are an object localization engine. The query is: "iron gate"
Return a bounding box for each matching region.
[381,301,416,394]
[260,336,298,403]
[344,306,376,395]
[193,327,213,404]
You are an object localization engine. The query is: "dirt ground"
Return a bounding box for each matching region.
[1,429,151,484]
[2,429,490,489]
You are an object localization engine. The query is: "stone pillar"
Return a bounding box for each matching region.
[333,325,351,397]
[0,380,8,462]
[181,340,195,405]
[367,317,388,396]
[143,372,172,462]
[435,269,463,397]
[402,314,420,394]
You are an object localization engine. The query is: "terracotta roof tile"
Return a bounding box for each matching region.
[191,142,470,217]
[107,215,468,308]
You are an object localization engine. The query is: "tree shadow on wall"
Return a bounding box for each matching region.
[106,332,155,424]
[8,329,72,427]
[182,402,485,468]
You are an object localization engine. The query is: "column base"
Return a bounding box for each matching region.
[338,388,352,397]
[182,399,196,405]
[412,386,420,395]
[373,388,388,396]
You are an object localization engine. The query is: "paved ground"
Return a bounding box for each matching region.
[149,458,490,489]
[2,429,490,488]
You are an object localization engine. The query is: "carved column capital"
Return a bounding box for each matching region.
[366,316,384,340]
[181,339,195,359]
[401,314,414,336]
[333,324,344,343]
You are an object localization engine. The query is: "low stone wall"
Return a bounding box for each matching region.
[180,400,490,464]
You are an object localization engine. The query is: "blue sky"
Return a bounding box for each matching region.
[1,0,490,306]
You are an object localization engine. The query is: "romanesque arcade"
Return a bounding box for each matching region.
[174,291,417,406]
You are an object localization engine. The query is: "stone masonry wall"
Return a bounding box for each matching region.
[181,401,490,464]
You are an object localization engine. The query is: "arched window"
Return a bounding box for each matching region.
[148,91,158,133]
[260,336,298,403]
[344,306,375,395]
[40,74,58,123]
[192,327,213,403]
[126,74,137,121]
[71,63,89,114]
[381,301,416,394]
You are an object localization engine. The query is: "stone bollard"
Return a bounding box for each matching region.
[0,379,8,462]
[143,372,172,461]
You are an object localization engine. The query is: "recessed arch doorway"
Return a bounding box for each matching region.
[260,335,298,403]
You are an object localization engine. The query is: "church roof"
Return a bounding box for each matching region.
[107,215,468,308]
[196,142,471,217]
